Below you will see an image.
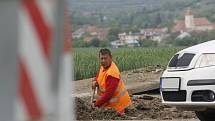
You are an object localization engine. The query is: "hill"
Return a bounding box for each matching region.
[69,0,215,30]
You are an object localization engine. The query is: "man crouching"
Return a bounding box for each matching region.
[92,48,132,116]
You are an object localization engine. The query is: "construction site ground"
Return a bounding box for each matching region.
[71,68,197,120]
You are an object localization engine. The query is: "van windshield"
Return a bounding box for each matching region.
[168,53,195,68]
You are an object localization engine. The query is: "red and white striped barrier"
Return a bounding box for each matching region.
[58,8,73,121]
[17,0,72,120]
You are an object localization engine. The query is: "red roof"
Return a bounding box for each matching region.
[172,17,214,32]
[172,20,186,32]
[194,18,212,26]
[143,28,167,33]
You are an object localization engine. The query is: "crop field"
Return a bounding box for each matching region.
[73,47,182,80]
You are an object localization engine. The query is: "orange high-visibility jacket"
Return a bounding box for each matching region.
[96,62,132,111]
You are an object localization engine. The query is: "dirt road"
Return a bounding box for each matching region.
[71,68,162,97]
[75,94,196,120]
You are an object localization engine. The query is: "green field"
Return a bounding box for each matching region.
[73,47,182,80]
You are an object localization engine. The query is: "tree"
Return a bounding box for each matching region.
[155,13,162,26]
[108,35,117,42]
[139,39,158,47]
[107,27,121,41]
[90,38,100,47]
[174,37,197,46]
[99,40,109,47]
[73,38,89,48]
[163,31,215,47]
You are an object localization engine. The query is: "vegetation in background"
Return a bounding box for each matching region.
[70,0,215,80]
[139,39,158,47]
[164,31,215,47]
[74,47,182,80]
[73,38,109,47]
[69,0,214,31]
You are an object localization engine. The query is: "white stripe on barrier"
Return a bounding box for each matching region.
[15,98,28,121]
[59,53,73,121]
[37,0,55,27]
[19,7,52,115]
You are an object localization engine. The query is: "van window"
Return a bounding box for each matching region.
[168,53,195,67]
[199,54,215,68]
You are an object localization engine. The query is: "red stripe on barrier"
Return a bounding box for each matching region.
[22,0,52,59]
[20,60,43,119]
[64,9,72,53]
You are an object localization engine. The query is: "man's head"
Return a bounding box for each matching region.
[99,48,112,69]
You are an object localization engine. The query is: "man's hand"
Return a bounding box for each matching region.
[92,78,98,89]
[92,99,96,104]
[91,99,98,110]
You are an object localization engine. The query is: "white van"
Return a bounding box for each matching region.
[160,40,215,121]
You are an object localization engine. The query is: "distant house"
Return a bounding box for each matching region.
[83,37,93,43]
[125,39,140,48]
[110,40,124,48]
[85,26,98,36]
[118,32,137,42]
[140,27,168,42]
[86,26,109,41]
[72,28,85,39]
[172,9,215,33]
[116,32,143,48]
[97,28,109,40]
[73,26,109,42]
[177,32,191,39]
[110,39,140,48]
[118,32,145,42]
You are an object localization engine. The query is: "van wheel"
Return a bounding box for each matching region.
[195,109,215,121]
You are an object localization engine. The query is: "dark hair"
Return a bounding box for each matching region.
[99,48,112,57]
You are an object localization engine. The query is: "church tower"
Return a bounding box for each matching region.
[185,9,195,29]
